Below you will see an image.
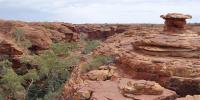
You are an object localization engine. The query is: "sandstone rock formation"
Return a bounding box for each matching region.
[161,13,192,32]
[72,78,177,100]
[94,13,200,97]
[0,34,23,56]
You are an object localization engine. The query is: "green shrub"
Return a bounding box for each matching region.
[0,59,12,76]
[28,84,47,100]
[22,69,39,81]
[82,55,114,72]
[27,51,80,99]
[82,40,101,54]
[34,51,69,76]
[0,68,24,99]
[0,59,12,68]
[12,28,32,49]
[0,59,26,99]
[51,42,79,56]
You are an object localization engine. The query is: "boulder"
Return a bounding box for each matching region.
[86,66,118,81]
[161,13,192,32]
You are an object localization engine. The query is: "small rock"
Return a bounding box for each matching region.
[119,79,164,95]
[86,70,110,81]
[75,89,92,100]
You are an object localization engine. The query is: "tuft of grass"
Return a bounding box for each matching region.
[82,55,114,73]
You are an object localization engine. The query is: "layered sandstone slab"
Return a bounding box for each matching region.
[94,13,200,96]
[73,78,177,100]
[94,31,200,96]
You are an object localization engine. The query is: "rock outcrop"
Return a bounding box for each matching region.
[0,35,23,56]
[94,13,200,96]
[0,20,81,52]
[75,24,130,39]
[161,13,192,32]
[72,78,177,100]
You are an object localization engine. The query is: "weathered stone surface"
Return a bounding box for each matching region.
[95,32,200,96]
[161,13,192,19]
[94,13,200,96]
[176,95,200,100]
[72,78,177,100]
[161,13,192,32]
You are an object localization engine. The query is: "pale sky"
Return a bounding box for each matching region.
[0,0,199,23]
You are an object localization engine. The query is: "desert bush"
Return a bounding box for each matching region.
[0,58,39,99]
[0,59,13,76]
[12,28,32,49]
[22,69,39,81]
[0,59,12,68]
[82,55,114,72]
[27,51,80,99]
[33,51,69,76]
[51,42,79,56]
[82,40,101,54]
[0,68,24,99]
[0,59,25,99]
[27,83,47,100]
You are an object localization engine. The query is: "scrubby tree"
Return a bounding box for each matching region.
[27,50,80,99]
[0,68,24,99]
